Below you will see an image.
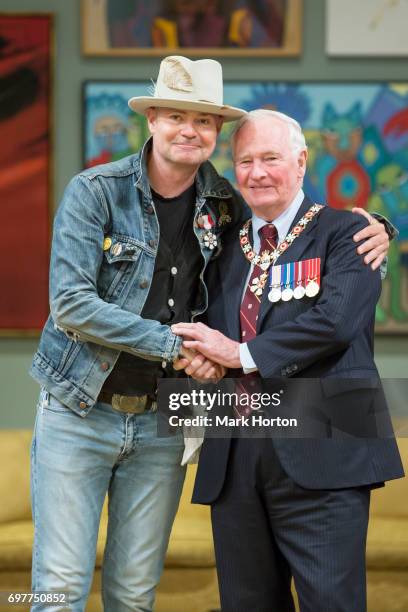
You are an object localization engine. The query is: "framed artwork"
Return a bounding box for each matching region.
[0,14,53,336]
[83,80,408,334]
[326,0,408,56]
[81,0,302,57]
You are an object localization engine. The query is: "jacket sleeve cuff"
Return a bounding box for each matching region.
[164,332,183,361]
[371,213,398,240]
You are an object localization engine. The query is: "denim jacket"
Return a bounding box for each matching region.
[30,140,245,417]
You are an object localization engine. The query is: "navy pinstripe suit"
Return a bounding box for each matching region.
[193,197,404,612]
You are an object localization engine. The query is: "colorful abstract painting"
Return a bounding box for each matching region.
[83,81,408,333]
[0,14,52,334]
[82,0,302,56]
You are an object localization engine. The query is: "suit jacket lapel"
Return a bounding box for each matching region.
[257,196,321,329]
[217,226,250,341]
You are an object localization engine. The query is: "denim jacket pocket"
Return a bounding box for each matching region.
[98,234,144,302]
[58,337,83,374]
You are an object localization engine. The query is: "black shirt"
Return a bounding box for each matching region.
[101,182,203,396]
[151,182,196,252]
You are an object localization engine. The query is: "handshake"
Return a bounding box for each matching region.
[171,322,242,382]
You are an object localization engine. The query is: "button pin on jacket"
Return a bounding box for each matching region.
[111,243,122,256]
[103,237,112,251]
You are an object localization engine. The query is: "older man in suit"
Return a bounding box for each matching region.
[172,110,404,612]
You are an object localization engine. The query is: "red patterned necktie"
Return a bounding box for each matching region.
[240,223,278,342]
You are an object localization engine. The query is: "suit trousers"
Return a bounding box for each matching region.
[211,436,370,612]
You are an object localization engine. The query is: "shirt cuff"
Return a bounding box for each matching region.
[380,256,388,280]
[239,343,258,373]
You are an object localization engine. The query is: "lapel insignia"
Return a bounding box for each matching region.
[197,213,215,230]
[203,230,218,250]
[259,250,272,270]
[111,242,122,256]
[219,202,232,225]
[250,273,268,296]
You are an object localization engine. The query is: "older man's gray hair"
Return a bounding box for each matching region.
[231,109,307,158]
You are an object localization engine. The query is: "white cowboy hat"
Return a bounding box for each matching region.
[128,56,246,122]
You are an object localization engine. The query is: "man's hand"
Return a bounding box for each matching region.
[352,207,389,270]
[173,345,227,382]
[172,322,241,369]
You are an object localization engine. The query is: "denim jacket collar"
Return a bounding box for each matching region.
[133,137,232,202]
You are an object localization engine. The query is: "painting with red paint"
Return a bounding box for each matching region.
[0,14,52,334]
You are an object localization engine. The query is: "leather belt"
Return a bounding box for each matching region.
[98,391,157,414]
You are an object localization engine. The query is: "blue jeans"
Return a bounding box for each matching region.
[31,389,186,612]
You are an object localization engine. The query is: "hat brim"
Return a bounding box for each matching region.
[128,97,246,122]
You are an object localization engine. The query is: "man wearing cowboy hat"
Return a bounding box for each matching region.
[29,56,390,611]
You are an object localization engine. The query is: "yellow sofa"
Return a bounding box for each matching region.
[0,430,407,611]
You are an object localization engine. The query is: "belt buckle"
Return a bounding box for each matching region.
[112,394,149,414]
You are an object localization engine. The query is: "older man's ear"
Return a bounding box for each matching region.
[297,149,308,180]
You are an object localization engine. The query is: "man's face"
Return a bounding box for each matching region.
[234,117,307,220]
[146,107,221,169]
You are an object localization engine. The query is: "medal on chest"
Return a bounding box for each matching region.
[293,260,306,299]
[267,258,321,303]
[281,262,295,301]
[268,265,282,303]
[305,257,320,297]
